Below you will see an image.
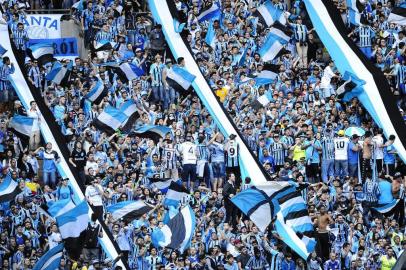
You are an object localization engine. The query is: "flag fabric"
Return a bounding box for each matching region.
[373,198,401,214]
[237,46,250,67]
[149,178,174,193]
[346,0,367,25]
[254,1,288,27]
[56,200,89,239]
[0,44,7,57]
[48,199,76,217]
[27,43,54,65]
[259,23,291,62]
[131,125,172,142]
[0,175,21,203]
[173,19,186,33]
[45,60,73,86]
[119,100,140,132]
[336,71,365,101]
[205,19,216,48]
[106,200,152,222]
[72,0,84,11]
[115,62,145,82]
[197,4,221,22]
[348,9,361,26]
[32,243,64,270]
[152,205,196,253]
[387,7,406,26]
[84,79,108,104]
[166,66,196,93]
[251,91,275,111]
[93,41,117,52]
[164,182,190,208]
[93,105,128,134]
[9,115,33,139]
[231,182,295,232]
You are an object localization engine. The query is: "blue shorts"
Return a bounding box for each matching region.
[211,162,225,178]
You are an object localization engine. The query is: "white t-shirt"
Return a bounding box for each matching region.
[372,135,384,159]
[334,137,349,160]
[179,141,197,165]
[27,109,41,131]
[320,66,335,89]
[85,184,103,206]
[48,232,62,249]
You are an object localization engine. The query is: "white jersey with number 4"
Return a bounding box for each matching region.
[334,137,349,160]
[179,141,198,165]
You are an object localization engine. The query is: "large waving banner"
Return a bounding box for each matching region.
[22,14,62,39]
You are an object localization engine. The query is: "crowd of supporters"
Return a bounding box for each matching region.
[0,0,404,269]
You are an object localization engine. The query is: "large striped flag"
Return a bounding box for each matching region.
[106,200,152,222]
[259,23,291,62]
[254,1,288,27]
[48,199,76,217]
[387,7,406,26]
[9,115,33,139]
[164,182,190,208]
[45,60,73,86]
[56,200,89,239]
[27,43,54,66]
[93,105,128,134]
[115,62,145,82]
[0,175,21,203]
[151,205,196,253]
[231,182,296,232]
[167,66,196,93]
[197,3,221,23]
[119,100,140,132]
[131,125,172,142]
[84,79,108,104]
[32,243,64,270]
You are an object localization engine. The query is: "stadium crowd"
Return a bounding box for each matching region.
[0,0,405,269]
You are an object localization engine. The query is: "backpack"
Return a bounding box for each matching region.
[84,223,100,248]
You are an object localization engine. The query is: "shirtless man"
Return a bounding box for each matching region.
[316,206,333,261]
[362,131,373,181]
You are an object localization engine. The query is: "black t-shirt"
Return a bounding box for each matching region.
[71,149,87,170]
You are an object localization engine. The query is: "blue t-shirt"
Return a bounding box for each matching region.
[38,150,58,172]
[347,141,359,164]
[305,140,321,163]
[383,145,396,164]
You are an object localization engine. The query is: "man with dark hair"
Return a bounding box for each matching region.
[83,213,102,264]
[0,57,15,110]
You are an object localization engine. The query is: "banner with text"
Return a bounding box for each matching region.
[23,14,63,39]
[28,38,79,59]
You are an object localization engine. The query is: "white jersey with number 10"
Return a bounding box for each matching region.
[334,137,349,160]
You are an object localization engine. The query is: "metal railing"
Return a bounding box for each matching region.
[24,8,71,14]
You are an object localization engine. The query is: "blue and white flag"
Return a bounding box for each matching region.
[259,23,291,62]
[164,182,190,208]
[149,177,174,193]
[231,182,295,232]
[84,79,108,104]
[152,205,196,253]
[56,200,89,239]
[119,100,140,132]
[197,3,221,22]
[254,1,288,27]
[72,0,84,11]
[93,41,117,52]
[387,7,406,26]
[237,45,250,67]
[9,115,33,139]
[33,243,64,270]
[106,200,152,222]
[374,199,401,214]
[348,9,361,26]
[94,105,128,134]
[373,180,402,214]
[346,0,366,25]
[132,125,172,142]
[0,44,7,57]
[167,66,196,92]
[27,43,54,65]
[173,19,186,33]
[205,19,216,48]
[336,71,365,101]
[116,62,145,82]
[48,199,76,217]
[45,60,73,85]
[251,90,274,111]
[0,175,21,203]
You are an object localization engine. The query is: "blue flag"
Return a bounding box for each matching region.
[33,243,64,270]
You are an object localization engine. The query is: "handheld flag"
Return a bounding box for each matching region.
[115,62,145,82]
[149,177,174,193]
[131,125,172,142]
[48,199,76,217]
[166,66,196,93]
[119,100,140,132]
[56,200,89,239]
[259,23,291,62]
[387,7,406,26]
[254,1,288,27]
[164,182,190,208]
[9,115,33,139]
[0,175,21,203]
[197,4,221,22]
[32,243,64,270]
[27,43,54,65]
[106,200,152,222]
[152,205,196,253]
[84,79,108,104]
[93,41,117,52]
[336,71,365,101]
[93,105,128,134]
[205,19,216,48]
[251,91,274,111]
[45,60,73,86]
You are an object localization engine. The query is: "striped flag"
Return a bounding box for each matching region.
[84,79,108,104]
[205,19,216,48]
[9,115,33,139]
[167,66,196,93]
[115,62,145,82]
[48,199,76,217]
[106,200,152,222]
[336,71,365,101]
[32,243,64,270]
[0,175,21,203]
[197,4,221,22]
[0,44,7,57]
[259,23,291,62]
[56,200,89,239]
[173,19,186,33]
[254,1,288,27]
[45,60,73,86]
[149,177,174,193]
[132,125,172,142]
[231,182,296,232]
[119,100,140,132]
[93,105,128,134]
[152,205,196,253]
[388,7,406,26]
[373,199,401,214]
[237,45,250,67]
[72,0,84,11]
[251,91,274,111]
[27,43,54,65]
[346,0,367,25]
[93,41,117,52]
[164,182,190,208]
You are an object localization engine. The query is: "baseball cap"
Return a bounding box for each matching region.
[352,134,360,139]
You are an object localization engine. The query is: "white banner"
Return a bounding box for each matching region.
[22,14,63,39]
